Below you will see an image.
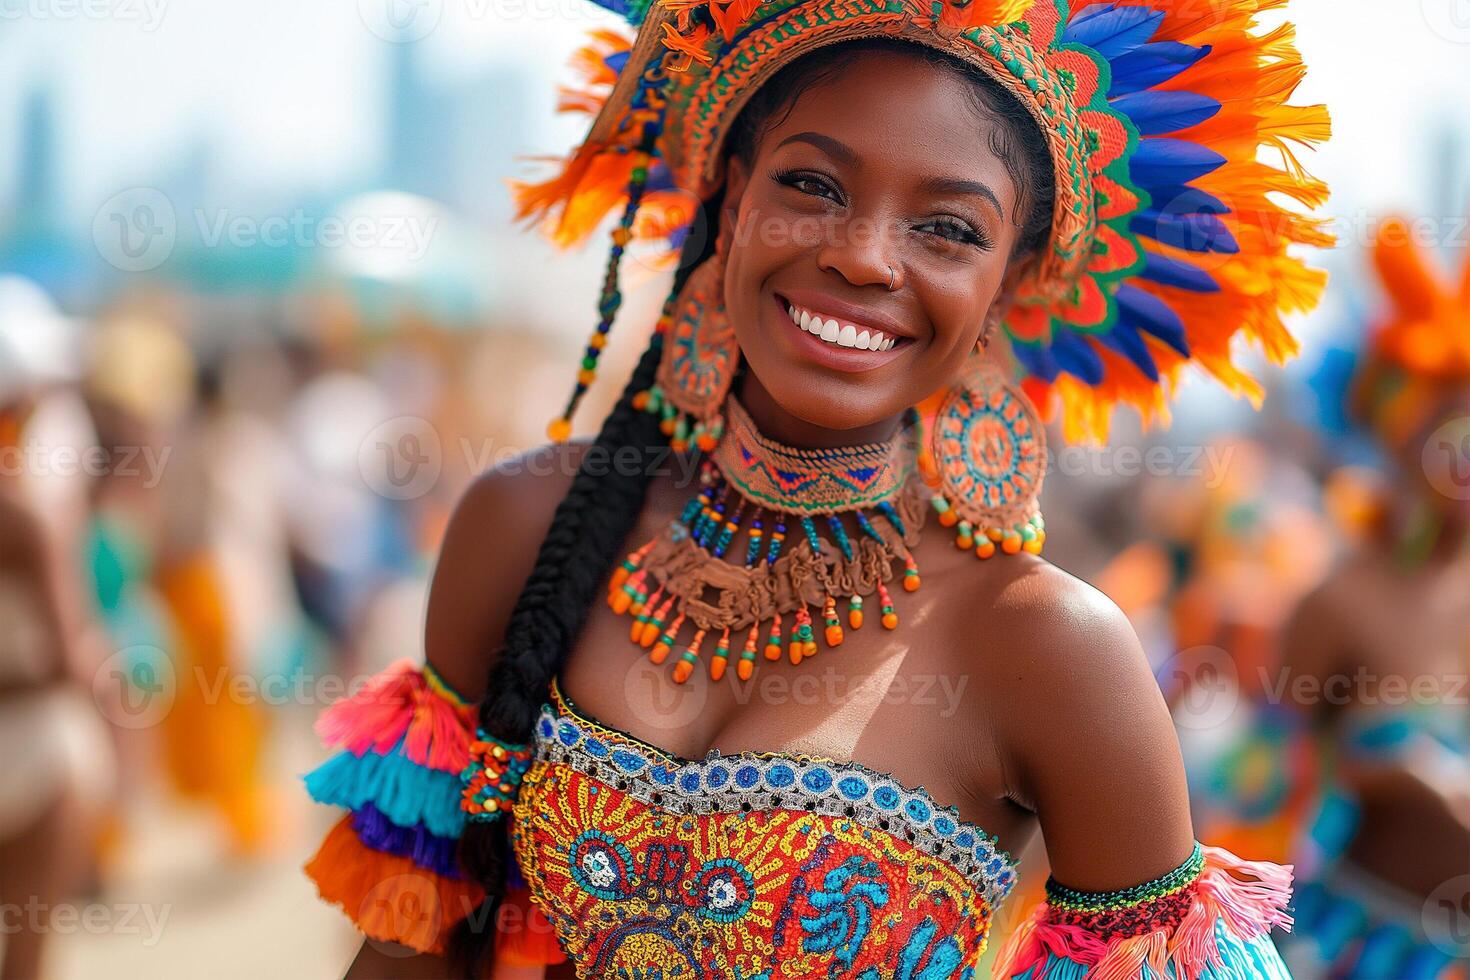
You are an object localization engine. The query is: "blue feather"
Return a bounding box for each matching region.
[1108,42,1211,97]
[1130,210,1240,254]
[1050,328,1106,385]
[1011,339,1060,383]
[1063,4,1164,61]
[304,749,468,838]
[1117,284,1189,355]
[1110,91,1220,136]
[1140,185,1231,215]
[1140,252,1220,293]
[1098,320,1160,381]
[1130,138,1226,187]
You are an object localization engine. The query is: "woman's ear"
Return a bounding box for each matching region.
[718,156,752,253]
[980,253,1037,348]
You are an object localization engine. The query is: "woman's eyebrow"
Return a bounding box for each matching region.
[776,131,857,165]
[918,175,1003,218]
[775,131,1003,218]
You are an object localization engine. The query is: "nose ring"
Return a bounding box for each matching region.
[886,265,895,291]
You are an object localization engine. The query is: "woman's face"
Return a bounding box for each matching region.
[719,47,1038,432]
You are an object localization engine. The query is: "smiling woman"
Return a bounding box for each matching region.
[298,2,1332,978]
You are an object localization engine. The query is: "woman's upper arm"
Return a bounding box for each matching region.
[993,567,1196,890]
[423,449,581,701]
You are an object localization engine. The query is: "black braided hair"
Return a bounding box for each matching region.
[447,36,1052,978]
[447,219,715,978]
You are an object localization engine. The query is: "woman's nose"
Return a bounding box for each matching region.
[813,215,899,289]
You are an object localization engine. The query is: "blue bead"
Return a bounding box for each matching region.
[765,764,795,789]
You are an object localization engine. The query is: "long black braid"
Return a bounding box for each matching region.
[447,36,1052,978]
[447,221,716,977]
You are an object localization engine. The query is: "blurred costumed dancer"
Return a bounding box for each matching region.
[0,279,117,980]
[1270,218,1470,979]
[300,1,1333,977]
[88,317,272,857]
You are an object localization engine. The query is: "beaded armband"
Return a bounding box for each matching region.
[995,841,1295,980]
[460,730,534,822]
[1044,842,1206,941]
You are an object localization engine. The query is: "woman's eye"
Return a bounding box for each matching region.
[775,170,842,203]
[923,218,991,249]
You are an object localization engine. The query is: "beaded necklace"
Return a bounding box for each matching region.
[607,395,928,683]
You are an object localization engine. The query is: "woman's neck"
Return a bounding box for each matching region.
[735,371,904,450]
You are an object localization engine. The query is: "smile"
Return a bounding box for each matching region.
[784,301,899,352]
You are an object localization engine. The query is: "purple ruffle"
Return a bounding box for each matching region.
[350,802,463,879]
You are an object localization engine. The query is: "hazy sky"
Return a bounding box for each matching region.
[2,0,1468,243]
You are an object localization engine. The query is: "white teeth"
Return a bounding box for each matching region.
[785,301,902,353]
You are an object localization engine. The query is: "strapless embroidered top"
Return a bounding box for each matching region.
[508,681,1015,978]
[303,659,1299,979]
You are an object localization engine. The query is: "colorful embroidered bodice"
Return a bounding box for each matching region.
[510,680,1016,978]
[303,660,1298,978]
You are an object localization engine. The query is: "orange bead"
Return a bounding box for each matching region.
[696,433,718,451]
[956,534,974,550]
[789,641,803,664]
[672,660,694,683]
[1002,534,1022,555]
[737,659,754,681]
[547,418,572,443]
[671,439,688,453]
[764,643,781,661]
[650,642,672,664]
[577,368,596,385]
[938,510,958,528]
[903,575,921,592]
[710,658,726,681]
[975,539,996,559]
[610,590,633,615]
[609,567,630,590]
[825,625,844,647]
[1023,537,1043,555]
[639,622,661,647]
[881,612,899,629]
[804,641,816,657]
[660,417,676,436]
[849,609,864,629]
[589,333,607,349]
[632,391,649,410]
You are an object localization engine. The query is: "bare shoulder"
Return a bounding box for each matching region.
[423,440,590,700]
[968,555,1195,889]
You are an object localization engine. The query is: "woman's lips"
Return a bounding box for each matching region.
[772,293,911,373]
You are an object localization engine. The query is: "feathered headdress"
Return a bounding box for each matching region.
[516,0,1331,443]
[1349,215,1470,445]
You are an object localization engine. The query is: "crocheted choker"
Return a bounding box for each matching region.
[608,395,928,683]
